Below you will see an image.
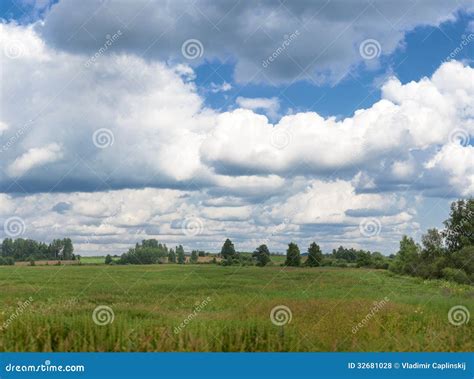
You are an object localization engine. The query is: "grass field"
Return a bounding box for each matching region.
[79,256,112,264]
[0,264,472,352]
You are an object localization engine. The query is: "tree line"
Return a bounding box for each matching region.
[110,236,389,268]
[0,238,75,265]
[389,199,473,284]
[108,198,472,285]
[2,198,471,286]
[111,240,209,265]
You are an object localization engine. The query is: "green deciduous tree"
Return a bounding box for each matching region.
[253,244,271,267]
[190,250,198,264]
[305,242,323,267]
[221,239,236,260]
[62,238,74,260]
[117,239,169,265]
[390,236,420,276]
[285,242,301,267]
[1,238,75,262]
[421,228,444,261]
[177,245,186,264]
[443,199,474,252]
[168,249,176,263]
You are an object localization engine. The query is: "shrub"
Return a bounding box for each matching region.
[372,261,389,270]
[220,257,234,266]
[450,246,474,276]
[321,258,333,266]
[0,257,14,265]
[416,256,448,279]
[335,260,348,268]
[441,267,470,285]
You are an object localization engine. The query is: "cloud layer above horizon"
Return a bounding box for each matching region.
[0,1,473,255]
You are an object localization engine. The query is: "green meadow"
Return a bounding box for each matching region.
[0,264,472,352]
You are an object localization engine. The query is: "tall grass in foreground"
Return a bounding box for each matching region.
[0,265,472,352]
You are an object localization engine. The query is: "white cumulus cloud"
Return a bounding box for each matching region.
[7,143,63,177]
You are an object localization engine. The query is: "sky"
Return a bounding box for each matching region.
[0,0,473,256]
